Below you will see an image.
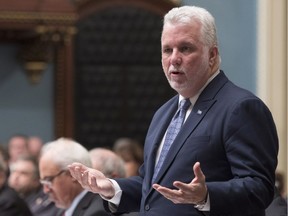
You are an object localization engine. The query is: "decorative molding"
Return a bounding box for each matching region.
[72,0,180,7]
[0,11,77,27]
[257,0,287,190]
[0,0,178,142]
[72,0,178,19]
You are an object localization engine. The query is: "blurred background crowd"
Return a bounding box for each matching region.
[0,134,144,215]
[0,134,286,215]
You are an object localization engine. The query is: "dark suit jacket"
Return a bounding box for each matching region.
[107,71,278,216]
[72,191,111,216]
[25,186,62,216]
[0,183,33,216]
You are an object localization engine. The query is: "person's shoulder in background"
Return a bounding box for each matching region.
[0,183,33,216]
[266,186,287,216]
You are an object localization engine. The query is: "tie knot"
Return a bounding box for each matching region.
[179,99,191,111]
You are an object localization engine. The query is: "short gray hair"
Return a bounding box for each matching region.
[40,138,92,170]
[163,6,218,47]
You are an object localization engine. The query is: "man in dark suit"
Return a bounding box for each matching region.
[68,5,278,216]
[8,155,62,216]
[0,151,32,216]
[39,138,110,216]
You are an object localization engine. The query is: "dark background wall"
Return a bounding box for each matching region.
[74,6,176,149]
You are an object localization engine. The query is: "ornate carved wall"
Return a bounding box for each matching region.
[0,0,77,139]
[0,0,178,149]
[73,0,177,149]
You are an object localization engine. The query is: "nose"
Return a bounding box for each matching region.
[42,184,51,194]
[170,50,182,66]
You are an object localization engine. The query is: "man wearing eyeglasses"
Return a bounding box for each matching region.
[8,155,61,216]
[38,138,111,216]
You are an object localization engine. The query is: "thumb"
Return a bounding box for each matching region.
[192,162,205,183]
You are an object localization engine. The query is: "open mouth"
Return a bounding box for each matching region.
[170,70,184,76]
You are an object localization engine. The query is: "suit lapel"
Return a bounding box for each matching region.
[151,71,228,184]
[72,192,93,216]
[152,99,216,184]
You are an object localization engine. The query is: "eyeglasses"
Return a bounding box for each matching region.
[40,170,67,188]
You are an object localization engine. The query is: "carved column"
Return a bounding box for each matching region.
[53,27,77,138]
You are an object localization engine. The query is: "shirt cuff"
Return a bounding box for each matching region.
[100,179,122,206]
[194,193,210,211]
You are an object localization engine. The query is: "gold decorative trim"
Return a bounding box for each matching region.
[72,0,180,6]
[0,11,77,24]
[168,0,181,5]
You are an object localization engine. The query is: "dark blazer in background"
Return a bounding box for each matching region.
[72,192,110,216]
[25,186,62,216]
[0,183,33,216]
[109,71,278,216]
[266,187,287,216]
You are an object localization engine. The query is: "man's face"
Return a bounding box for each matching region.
[8,137,28,162]
[39,155,75,209]
[161,22,213,98]
[8,160,39,195]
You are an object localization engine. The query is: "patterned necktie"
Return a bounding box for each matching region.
[152,98,191,183]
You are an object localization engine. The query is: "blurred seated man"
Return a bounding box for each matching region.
[0,151,32,216]
[275,171,287,199]
[89,147,126,178]
[39,138,111,216]
[265,186,287,216]
[265,171,287,216]
[113,137,143,177]
[8,155,62,216]
[89,147,139,216]
[8,134,29,168]
[27,136,43,160]
[0,144,10,176]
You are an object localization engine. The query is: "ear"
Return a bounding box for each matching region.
[209,46,218,68]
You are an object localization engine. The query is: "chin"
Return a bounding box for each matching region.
[170,83,187,93]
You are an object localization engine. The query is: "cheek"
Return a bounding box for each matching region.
[52,185,66,202]
[187,55,209,70]
[161,57,169,68]
[162,63,170,78]
[22,178,32,185]
[54,180,72,199]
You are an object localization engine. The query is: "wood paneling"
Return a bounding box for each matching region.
[0,0,178,146]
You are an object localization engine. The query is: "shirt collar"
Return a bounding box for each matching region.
[64,190,89,216]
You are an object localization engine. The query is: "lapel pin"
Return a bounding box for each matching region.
[197,110,202,115]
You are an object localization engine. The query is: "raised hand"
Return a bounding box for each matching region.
[68,162,115,199]
[152,162,207,204]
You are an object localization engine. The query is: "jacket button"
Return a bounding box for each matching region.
[145,204,150,211]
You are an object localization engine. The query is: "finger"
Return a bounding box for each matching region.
[153,184,179,197]
[153,184,185,204]
[68,162,83,170]
[152,183,160,190]
[173,181,191,191]
[88,175,99,192]
[68,163,88,172]
[68,163,89,180]
[80,170,91,189]
[69,166,82,180]
[68,164,80,175]
[192,162,205,183]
